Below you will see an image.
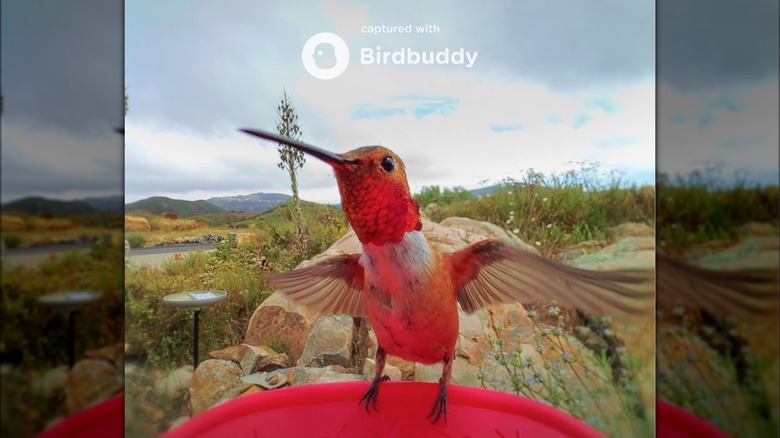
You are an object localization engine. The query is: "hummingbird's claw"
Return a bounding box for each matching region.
[427,378,448,424]
[359,375,390,413]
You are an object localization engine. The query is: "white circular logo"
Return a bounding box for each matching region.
[302,32,349,80]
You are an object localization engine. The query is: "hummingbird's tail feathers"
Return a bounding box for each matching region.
[657,253,778,319]
[448,238,653,322]
[267,254,367,317]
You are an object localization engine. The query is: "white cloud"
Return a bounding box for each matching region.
[657,81,778,179]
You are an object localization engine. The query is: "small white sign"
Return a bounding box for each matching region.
[65,292,95,301]
[189,291,218,300]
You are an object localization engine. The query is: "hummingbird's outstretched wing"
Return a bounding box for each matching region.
[447,238,652,321]
[267,254,366,316]
[657,253,778,318]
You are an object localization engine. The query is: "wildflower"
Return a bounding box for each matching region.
[513,228,520,234]
[527,310,537,319]
[547,305,560,317]
[603,328,614,338]
[546,223,552,228]
[535,241,541,246]
[562,352,572,363]
[542,197,548,202]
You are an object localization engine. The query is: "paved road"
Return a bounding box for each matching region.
[2,244,92,268]
[128,243,217,268]
[128,243,216,256]
[2,243,216,269]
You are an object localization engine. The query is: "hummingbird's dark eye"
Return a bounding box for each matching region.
[380,155,396,173]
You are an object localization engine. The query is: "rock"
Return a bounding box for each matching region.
[415,356,479,387]
[558,240,607,262]
[168,416,190,431]
[31,365,69,399]
[608,222,653,243]
[240,386,263,397]
[189,359,251,415]
[137,399,166,422]
[266,366,363,386]
[208,345,242,362]
[44,416,65,430]
[691,236,779,271]
[64,359,123,414]
[736,222,777,238]
[245,306,310,363]
[254,353,290,373]
[438,217,538,252]
[657,326,763,437]
[154,365,193,400]
[363,359,402,381]
[568,237,655,272]
[241,372,288,389]
[236,344,278,375]
[386,356,416,381]
[297,316,354,368]
[84,342,124,365]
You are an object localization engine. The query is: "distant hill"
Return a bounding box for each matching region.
[468,184,501,197]
[126,196,224,217]
[83,194,124,212]
[207,192,291,213]
[2,196,98,216]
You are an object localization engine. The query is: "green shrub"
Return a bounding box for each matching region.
[126,233,146,248]
[3,234,22,249]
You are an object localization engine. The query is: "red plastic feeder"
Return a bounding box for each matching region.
[656,400,732,438]
[164,382,605,437]
[35,394,123,438]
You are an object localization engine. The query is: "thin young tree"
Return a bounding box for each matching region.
[275,89,308,254]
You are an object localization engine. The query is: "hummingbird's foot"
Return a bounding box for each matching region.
[427,377,448,424]
[359,375,390,413]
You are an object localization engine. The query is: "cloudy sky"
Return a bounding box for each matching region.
[124,1,655,204]
[657,0,778,185]
[3,2,774,206]
[0,0,124,203]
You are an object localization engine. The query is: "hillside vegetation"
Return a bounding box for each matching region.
[126,196,223,217]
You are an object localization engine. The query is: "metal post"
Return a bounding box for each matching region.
[193,309,200,370]
[68,310,75,368]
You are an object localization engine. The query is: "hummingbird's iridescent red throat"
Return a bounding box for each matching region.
[240,127,651,423]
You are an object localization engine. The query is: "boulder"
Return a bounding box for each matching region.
[245,306,310,363]
[297,316,355,368]
[64,359,123,414]
[154,366,193,400]
[189,359,250,415]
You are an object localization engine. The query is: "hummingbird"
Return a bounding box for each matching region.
[240,128,651,423]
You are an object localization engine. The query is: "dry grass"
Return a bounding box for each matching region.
[125,215,206,233]
[147,217,205,232]
[125,215,152,232]
[2,215,81,232]
[1,215,27,232]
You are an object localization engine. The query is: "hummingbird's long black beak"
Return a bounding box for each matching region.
[239,128,354,166]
